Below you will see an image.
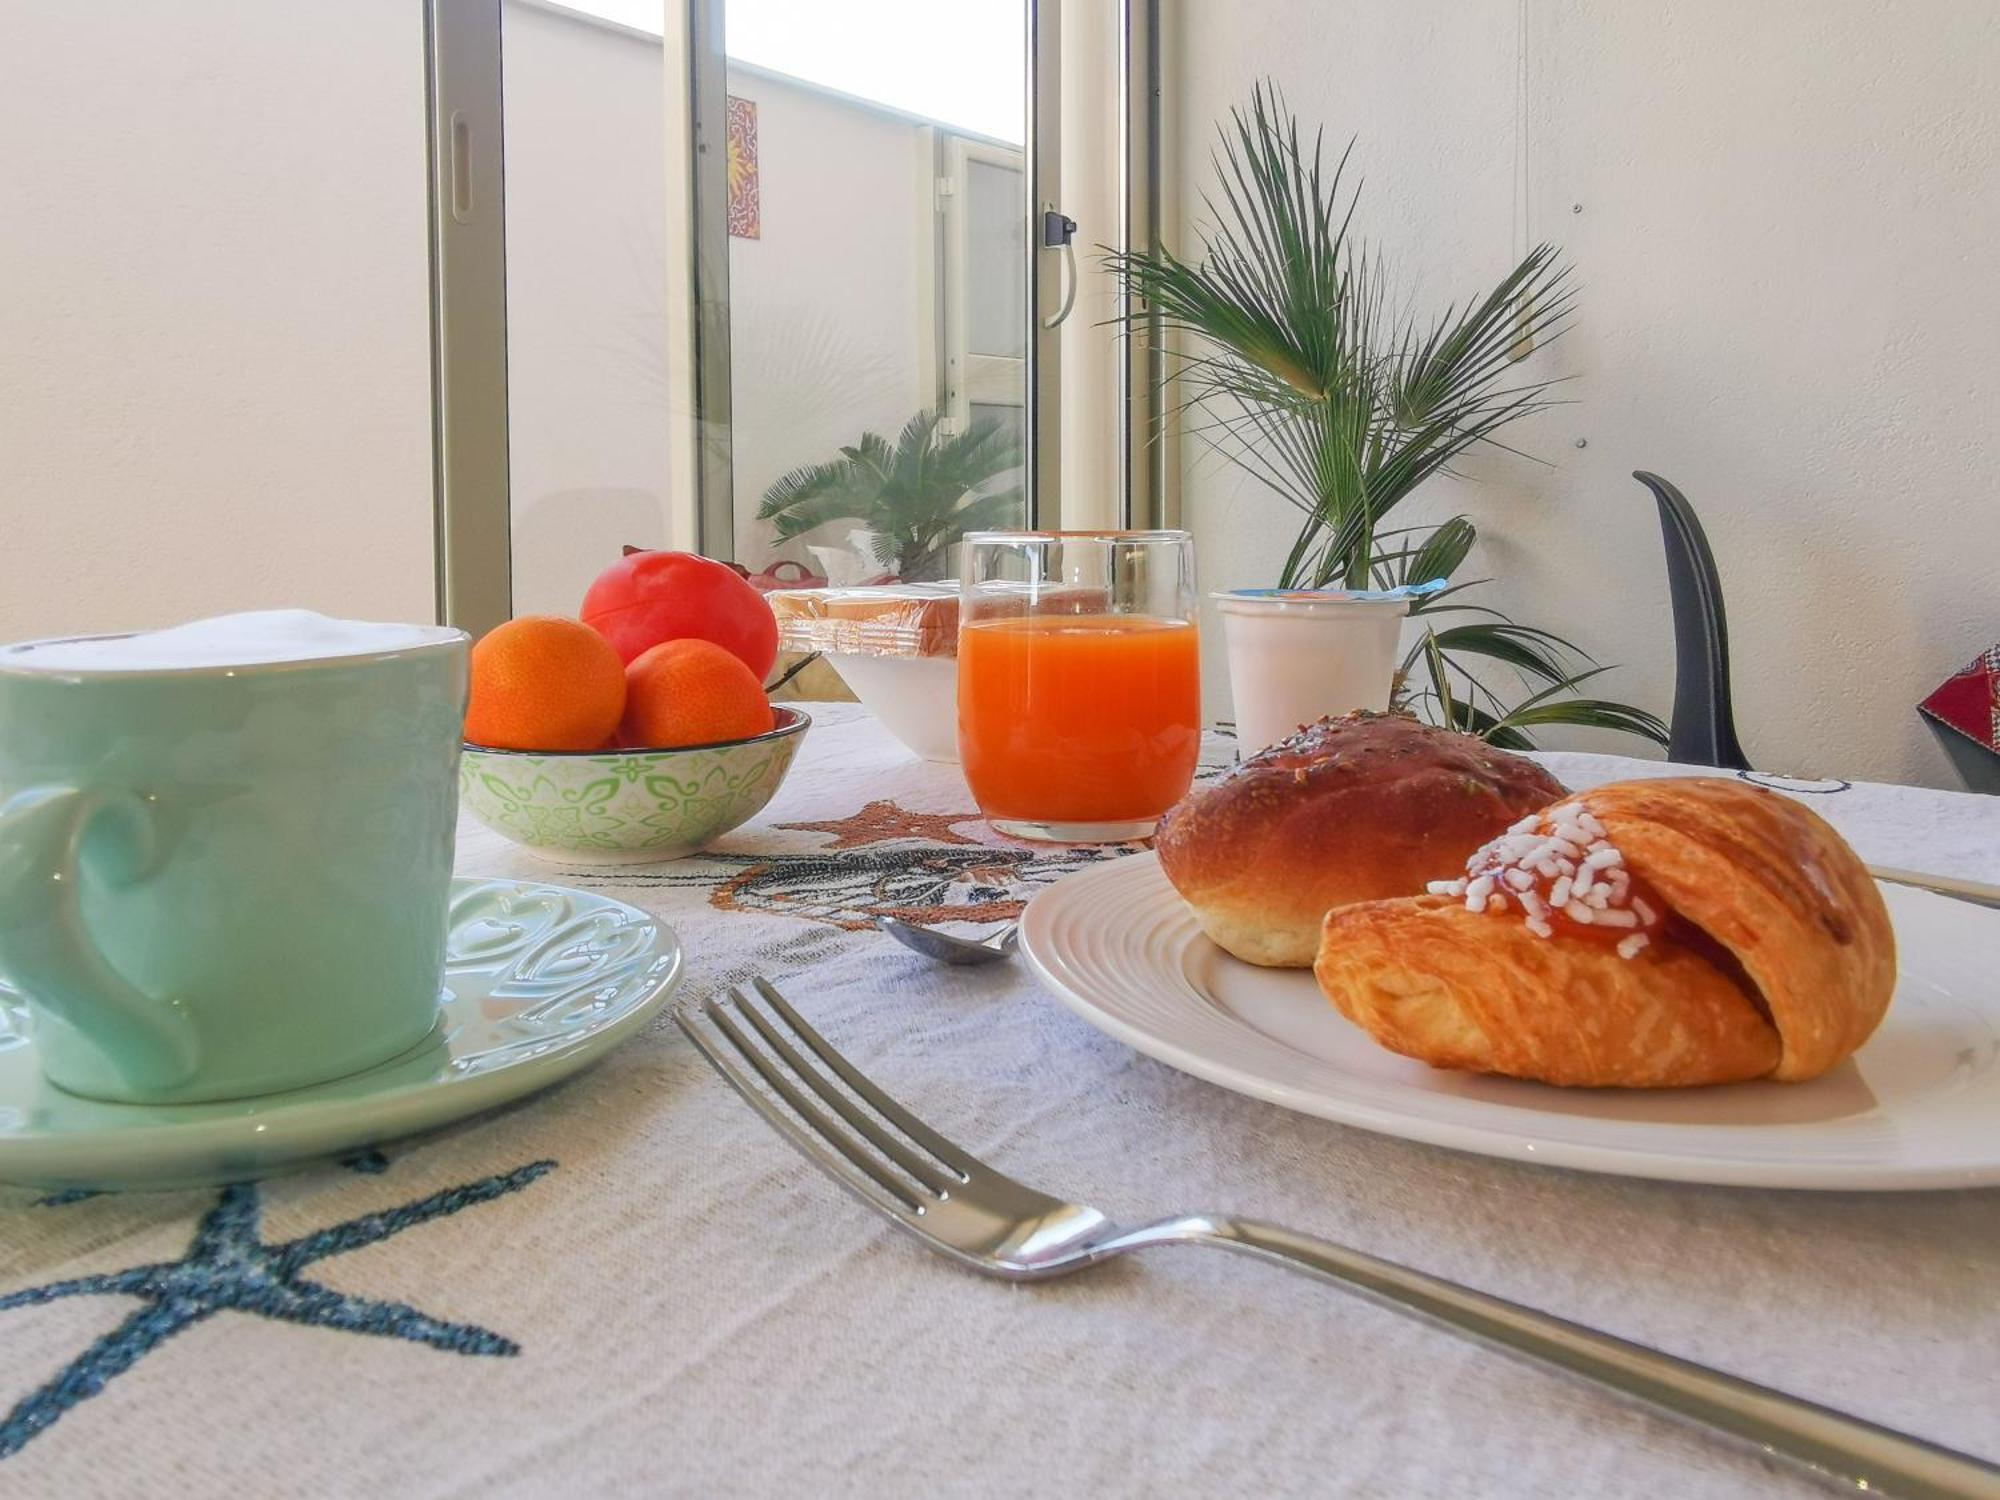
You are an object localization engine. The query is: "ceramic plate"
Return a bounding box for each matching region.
[0,878,682,1191]
[1021,853,2000,1190]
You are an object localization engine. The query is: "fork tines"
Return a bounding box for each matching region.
[677,979,974,1219]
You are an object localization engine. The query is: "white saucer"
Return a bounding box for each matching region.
[0,878,682,1191]
[1021,853,2000,1190]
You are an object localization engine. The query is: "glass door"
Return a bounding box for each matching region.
[433,0,1056,623]
[498,0,680,621]
[720,0,1031,585]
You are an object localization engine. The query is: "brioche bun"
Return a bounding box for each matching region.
[1155,711,1567,967]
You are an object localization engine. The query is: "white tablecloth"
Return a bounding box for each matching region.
[4,703,1997,1497]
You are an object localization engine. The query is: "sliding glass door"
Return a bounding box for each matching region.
[428,0,1048,631]
[496,0,680,620]
[715,1,1032,583]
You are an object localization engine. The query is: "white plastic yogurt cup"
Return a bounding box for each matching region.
[1215,589,1412,754]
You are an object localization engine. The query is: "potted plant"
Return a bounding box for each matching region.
[757,409,1024,583]
[1106,86,1664,751]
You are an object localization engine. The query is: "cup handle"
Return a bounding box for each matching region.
[0,785,200,1093]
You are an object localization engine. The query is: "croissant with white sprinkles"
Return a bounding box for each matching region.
[1312,777,1897,1088]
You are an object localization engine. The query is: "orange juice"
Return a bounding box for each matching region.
[958,615,1200,827]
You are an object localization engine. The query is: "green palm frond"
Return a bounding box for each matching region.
[1105,81,1575,592]
[1506,698,1670,741]
[1372,515,1478,593]
[1486,667,1669,742]
[757,457,853,523]
[1425,623,1583,684]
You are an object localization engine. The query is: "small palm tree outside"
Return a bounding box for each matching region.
[757,409,1024,583]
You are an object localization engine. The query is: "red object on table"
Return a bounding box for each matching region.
[743,559,827,592]
[1919,647,2000,754]
[581,549,779,677]
[1919,647,2000,793]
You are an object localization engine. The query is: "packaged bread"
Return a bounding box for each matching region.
[768,583,961,660]
[768,581,1114,661]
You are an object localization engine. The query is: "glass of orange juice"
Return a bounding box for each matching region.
[958,530,1199,841]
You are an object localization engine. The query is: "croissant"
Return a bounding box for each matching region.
[1313,778,1896,1087]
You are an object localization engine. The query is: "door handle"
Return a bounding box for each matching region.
[449,110,474,223]
[1042,208,1078,329]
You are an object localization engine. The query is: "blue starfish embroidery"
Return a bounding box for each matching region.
[0,1159,555,1459]
[30,1189,99,1210]
[33,1148,396,1208]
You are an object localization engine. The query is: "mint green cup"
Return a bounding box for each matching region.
[0,623,469,1104]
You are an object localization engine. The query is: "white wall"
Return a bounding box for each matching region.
[1175,0,2000,787]
[0,0,436,641]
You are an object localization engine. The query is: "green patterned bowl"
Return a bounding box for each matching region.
[460,707,809,864]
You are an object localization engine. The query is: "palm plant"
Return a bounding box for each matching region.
[1105,84,1663,748]
[1373,517,1666,749]
[758,409,1024,582]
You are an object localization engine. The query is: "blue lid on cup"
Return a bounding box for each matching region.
[1217,578,1447,604]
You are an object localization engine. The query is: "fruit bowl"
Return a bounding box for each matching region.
[459,707,809,864]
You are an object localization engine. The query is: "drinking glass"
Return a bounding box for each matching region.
[958,530,1199,842]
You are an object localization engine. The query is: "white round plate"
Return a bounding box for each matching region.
[0,878,682,1191]
[1021,853,2000,1190]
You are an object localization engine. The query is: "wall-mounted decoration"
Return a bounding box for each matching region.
[727,96,760,240]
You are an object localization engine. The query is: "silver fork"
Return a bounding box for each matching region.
[678,979,2000,1500]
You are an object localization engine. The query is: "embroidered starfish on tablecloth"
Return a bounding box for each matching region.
[0,1159,555,1460]
[32,1147,395,1208]
[776,800,985,849]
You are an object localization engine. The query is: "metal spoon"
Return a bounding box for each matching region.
[874,915,1020,966]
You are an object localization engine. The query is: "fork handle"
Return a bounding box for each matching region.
[1867,864,2000,911]
[1157,1217,2000,1499]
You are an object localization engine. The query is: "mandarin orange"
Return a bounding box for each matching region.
[464,615,627,751]
[620,637,773,749]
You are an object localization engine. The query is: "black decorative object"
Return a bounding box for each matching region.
[1635,471,1752,770]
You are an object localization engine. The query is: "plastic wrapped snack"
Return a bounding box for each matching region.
[767,583,961,660]
[768,584,961,760]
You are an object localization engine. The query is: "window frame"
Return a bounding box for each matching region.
[941,134,1029,437]
[424,0,513,637]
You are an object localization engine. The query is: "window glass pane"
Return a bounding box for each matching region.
[967,159,1027,359]
[969,403,1027,490]
[727,0,1028,580]
[501,1,674,617]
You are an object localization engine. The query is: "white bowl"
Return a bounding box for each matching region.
[829,653,959,761]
